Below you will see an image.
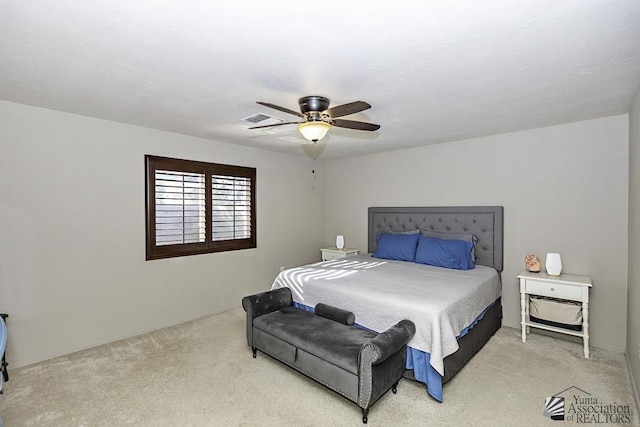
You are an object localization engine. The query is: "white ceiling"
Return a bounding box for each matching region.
[1,1,639,160]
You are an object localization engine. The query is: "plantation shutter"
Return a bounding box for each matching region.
[146,155,256,260]
[211,174,252,241]
[154,170,206,245]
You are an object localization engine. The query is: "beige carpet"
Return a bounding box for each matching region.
[2,308,638,426]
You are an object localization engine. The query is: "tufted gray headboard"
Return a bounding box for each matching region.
[368,206,504,272]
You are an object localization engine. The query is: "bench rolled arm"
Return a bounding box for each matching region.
[242,288,293,348]
[367,319,416,365]
[357,319,415,409]
[242,287,293,319]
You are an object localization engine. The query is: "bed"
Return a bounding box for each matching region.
[271,206,503,402]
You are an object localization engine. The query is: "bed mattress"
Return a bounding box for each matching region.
[271,254,501,377]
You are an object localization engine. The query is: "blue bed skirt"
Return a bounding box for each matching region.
[292,300,496,403]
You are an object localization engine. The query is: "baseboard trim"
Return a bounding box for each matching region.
[502,321,625,353]
[625,352,640,415]
[10,304,241,370]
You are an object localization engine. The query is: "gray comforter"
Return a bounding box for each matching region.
[271,254,501,376]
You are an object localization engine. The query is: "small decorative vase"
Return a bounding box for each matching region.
[336,235,345,250]
[545,253,562,276]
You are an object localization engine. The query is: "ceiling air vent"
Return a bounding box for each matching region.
[242,113,283,128]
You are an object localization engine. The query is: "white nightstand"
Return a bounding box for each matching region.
[518,270,592,358]
[321,247,360,261]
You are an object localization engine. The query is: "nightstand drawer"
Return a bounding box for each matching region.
[324,251,345,260]
[525,279,582,300]
[321,248,359,261]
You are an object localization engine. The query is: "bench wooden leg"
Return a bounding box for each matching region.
[392,381,399,394]
[252,348,257,358]
[361,408,368,424]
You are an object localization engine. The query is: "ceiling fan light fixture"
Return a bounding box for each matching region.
[297,121,331,142]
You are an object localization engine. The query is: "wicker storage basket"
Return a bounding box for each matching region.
[530,295,582,331]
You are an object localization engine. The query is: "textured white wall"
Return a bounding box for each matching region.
[325,115,629,352]
[0,100,325,367]
[628,86,640,406]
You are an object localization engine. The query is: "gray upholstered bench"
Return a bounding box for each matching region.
[242,288,415,424]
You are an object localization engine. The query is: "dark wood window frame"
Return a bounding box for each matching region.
[145,155,256,260]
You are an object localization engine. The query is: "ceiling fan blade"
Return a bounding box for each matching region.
[331,119,380,131]
[325,101,371,118]
[256,102,305,118]
[248,121,301,130]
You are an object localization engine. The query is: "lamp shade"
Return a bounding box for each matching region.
[298,121,331,142]
[545,253,562,276]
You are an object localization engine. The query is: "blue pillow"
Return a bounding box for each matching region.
[415,236,475,270]
[372,232,419,262]
[420,230,478,261]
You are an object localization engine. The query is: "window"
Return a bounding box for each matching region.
[145,155,256,260]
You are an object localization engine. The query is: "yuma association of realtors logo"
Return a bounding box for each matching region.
[544,393,566,421]
[544,386,633,424]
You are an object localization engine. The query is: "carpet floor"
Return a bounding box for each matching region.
[2,307,638,426]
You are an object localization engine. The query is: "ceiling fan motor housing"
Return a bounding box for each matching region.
[299,96,330,114]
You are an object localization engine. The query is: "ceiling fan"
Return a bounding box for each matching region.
[249,96,380,143]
